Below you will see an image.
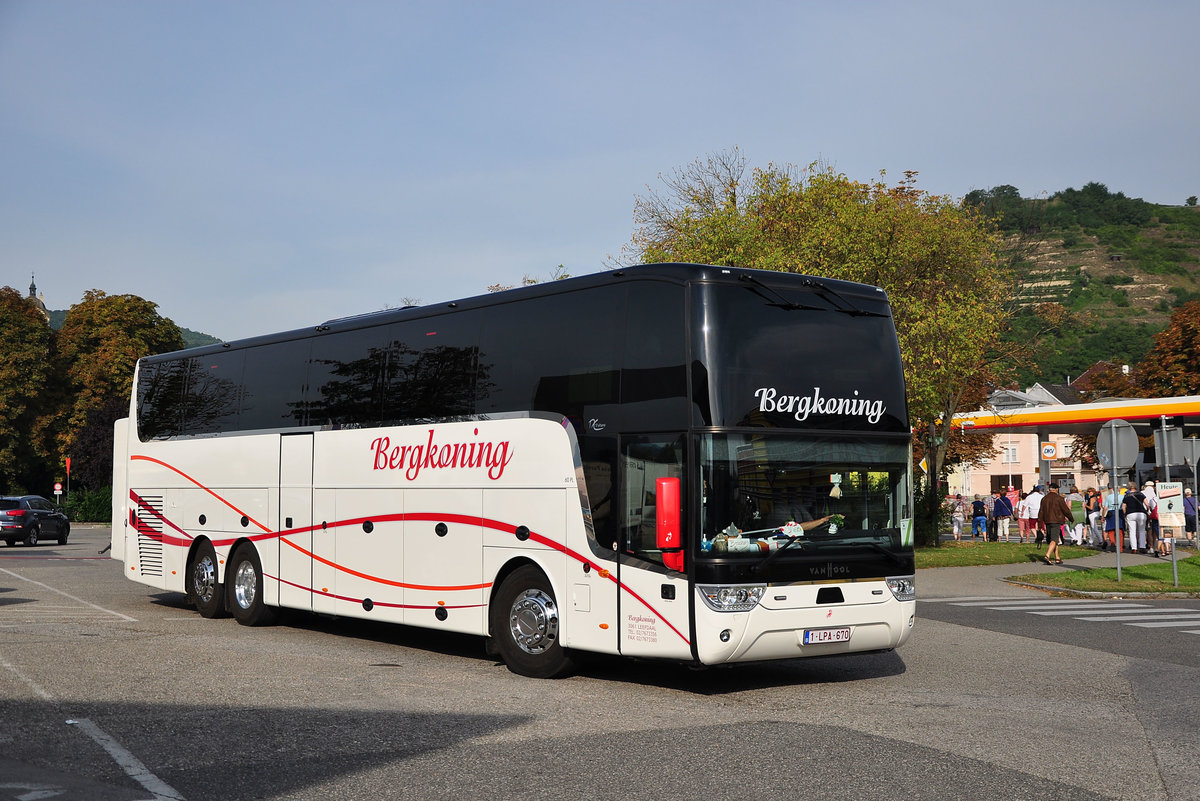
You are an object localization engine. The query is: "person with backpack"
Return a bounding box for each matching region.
[970,495,988,541]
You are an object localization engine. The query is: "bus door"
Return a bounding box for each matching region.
[617,436,692,660]
[278,433,314,610]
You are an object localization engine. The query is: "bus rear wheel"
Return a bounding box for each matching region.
[188,541,227,618]
[226,543,278,627]
[490,565,574,679]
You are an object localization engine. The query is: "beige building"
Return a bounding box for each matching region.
[946,383,1101,496]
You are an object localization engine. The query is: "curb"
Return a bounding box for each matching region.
[1001,578,1200,599]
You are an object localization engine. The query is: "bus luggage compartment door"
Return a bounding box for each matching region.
[278,433,314,610]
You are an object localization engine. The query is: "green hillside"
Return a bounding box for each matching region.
[968,184,1200,386]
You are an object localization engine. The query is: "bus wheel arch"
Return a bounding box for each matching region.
[225,540,279,627]
[186,538,227,619]
[489,561,574,679]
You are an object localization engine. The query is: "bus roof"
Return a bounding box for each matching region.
[143,263,891,363]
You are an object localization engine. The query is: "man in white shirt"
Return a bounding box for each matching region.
[1025,486,1045,544]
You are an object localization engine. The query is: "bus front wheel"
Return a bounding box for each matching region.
[226,543,279,627]
[188,541,227,619]
[490,565,574,679]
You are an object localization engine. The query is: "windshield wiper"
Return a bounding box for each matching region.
[801,278,890,318]
[750,533,807,573]
[737,274,823,311]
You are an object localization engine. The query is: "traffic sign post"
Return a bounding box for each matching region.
[53,481,63,502]
[1098,420,1138,582]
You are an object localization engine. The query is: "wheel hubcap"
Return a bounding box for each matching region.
[509,589,559,655]
[194,555,216,603]
[233,560,257,610]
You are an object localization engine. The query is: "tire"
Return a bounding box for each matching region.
[490,565,574,679]
[225,543,278,627]
[24,526,39,547]
[188,540,227,618]
[58,522,70,546]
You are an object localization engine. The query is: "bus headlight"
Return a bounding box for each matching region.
[886,575,916,602]
[698,584,765,612]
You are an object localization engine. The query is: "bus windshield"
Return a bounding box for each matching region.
[698,433,911,557]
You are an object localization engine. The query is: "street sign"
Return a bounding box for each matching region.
[53,481,63,499]
[1154,426,1184,466]
[1096,419,1139,470]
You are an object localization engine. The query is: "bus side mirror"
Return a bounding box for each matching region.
[656,477,684,571]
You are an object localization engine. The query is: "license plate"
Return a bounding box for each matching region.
[802,626,852,645]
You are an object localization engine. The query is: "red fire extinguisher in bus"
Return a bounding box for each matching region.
[656,477,684,572]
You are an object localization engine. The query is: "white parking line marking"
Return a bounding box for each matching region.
[0,567,137,621]
[1126,619,1200,628]
[67,718,185,801]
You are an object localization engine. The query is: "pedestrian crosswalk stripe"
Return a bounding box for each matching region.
[923,595,1200,636]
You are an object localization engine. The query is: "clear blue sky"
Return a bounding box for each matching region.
[2,1,1197,341]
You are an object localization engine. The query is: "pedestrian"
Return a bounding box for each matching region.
[1101,484,1123,552]
[1085,487,1103,548]
[949,494,967,541]
[1121,482,1149,554]
[1017,491,1033,543]
[993,489,1014,542]
[1142,481,1159,556]
[1026,485,1045,545]
[986,491,1000,541]
[1185,488,1197,544]
[1065,486,1085,544]
[1037,484,1074,565]
[970,494,988,541]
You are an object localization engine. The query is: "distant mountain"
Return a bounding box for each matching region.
[47,310,220,349]
[966,184,1200,387]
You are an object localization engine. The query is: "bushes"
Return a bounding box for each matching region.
[63,486,111,523]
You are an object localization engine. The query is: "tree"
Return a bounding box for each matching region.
[0,287,55,492]
[54,291,185,485]
[1134,301,1200,397]
[622,150,1012,531]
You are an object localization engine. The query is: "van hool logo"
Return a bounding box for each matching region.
[370,428,513,480]
[755,386,886,425]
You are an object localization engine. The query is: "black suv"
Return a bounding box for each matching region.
[0,495,70,546]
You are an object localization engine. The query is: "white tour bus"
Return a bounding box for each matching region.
[112,264,915,677]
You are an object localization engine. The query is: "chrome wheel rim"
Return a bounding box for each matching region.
[509,589,559,655]
[193,555,217,604]
[232,560,257,610]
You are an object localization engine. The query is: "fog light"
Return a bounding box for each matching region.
[908,615,915,628]
[719,629,731,642]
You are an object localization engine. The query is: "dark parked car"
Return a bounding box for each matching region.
[0,495,70,546]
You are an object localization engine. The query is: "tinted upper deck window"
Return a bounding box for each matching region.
[182,350,245,434]
[309,326,390,428]
[691,281,907,432]
[382,310,481,423]
[240,339,311,431]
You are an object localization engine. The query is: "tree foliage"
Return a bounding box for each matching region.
[0,286,185,494]
[54,291,185,485]
[623,149,1012,489]
[1135,301,1200,397]
[0,288,56,492]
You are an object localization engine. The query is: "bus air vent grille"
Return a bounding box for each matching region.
[137,494,165,577]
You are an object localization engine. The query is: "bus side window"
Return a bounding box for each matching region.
[621,436,685,567]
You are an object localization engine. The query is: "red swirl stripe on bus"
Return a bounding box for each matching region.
[128,454,691,646]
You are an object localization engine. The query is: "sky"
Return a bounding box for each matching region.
[2,1,1197,342]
